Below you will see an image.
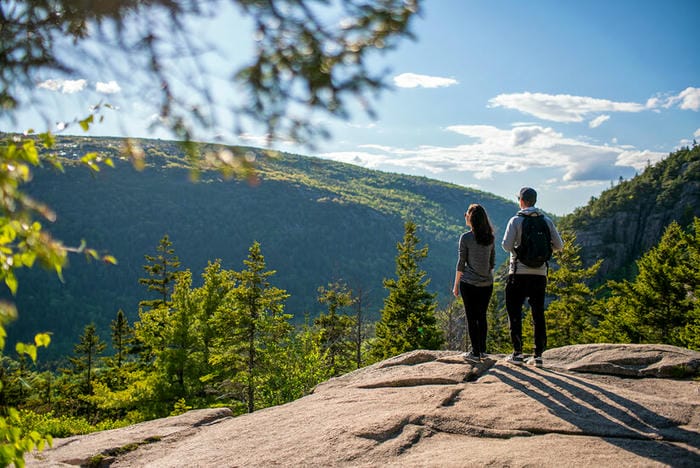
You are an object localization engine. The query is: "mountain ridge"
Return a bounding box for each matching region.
[9,135,515,359]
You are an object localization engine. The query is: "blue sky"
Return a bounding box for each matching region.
[4,0,699,215]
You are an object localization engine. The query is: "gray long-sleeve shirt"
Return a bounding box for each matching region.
[456,231,495,287]
[501,207,564,275]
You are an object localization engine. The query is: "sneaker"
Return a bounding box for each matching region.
[526,356,543,367]
[480,352,488,359]
[505,353,524,364]
[463,352,481,361]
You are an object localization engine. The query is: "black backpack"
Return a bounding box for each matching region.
[515,214,552,268]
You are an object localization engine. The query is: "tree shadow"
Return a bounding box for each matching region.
[491,363,700,466]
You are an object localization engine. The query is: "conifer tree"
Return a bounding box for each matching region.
[192,260,236,382]
[209,242,291,413]
[595,219,699,348]
[372,221,443,360]
[350,285,372,369]
[63,324,106,417]
[161,270,201,403]
[139,234,181,310]
[545,232,602,347]
[97,308,137,394]
[315,282,356,376]
[109,309,133,371]
[69,323,106,395]
[679,218,700,350]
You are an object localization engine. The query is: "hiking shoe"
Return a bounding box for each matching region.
[526,356,543,367]
[463,352,481,361]
[505,353,524,364]
[480,352,488,359]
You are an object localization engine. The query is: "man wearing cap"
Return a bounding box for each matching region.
[501,187,563,366]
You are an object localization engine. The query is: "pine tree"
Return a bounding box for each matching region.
[209,242,291,413]
[315,282,356,376]
[109,309,133,371]
[162,270,201,403]
[139,234,181,310]
[372,221,443,360]
[679,218,700,350]
[69,323,106,395]
[133,270,207,415]
[192,260,236,384]
[100,309,136,393]
[595,219,699,347]
[350,285,372,369]
[545,232,602,347]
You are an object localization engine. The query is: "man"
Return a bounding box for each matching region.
[501,187,563,366]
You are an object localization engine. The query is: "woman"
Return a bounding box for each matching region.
[452,203,495,361]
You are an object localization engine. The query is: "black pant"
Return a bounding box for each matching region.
[505,274,547,357]
[459,282,493,355]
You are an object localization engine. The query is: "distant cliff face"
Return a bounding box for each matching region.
[561,146,700,280]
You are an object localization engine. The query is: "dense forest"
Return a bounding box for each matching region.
[7,135,514,359]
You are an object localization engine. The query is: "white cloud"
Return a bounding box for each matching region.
[96,81,121,94]
[38,79,87,94]
[488,92,647,122]
[556,180,608,191]
[615,150,666,170]
[589,115,610,128]
[677,87,700,111]
[320,123,666,184]
[393,73,458,89]
[694,128,700,138]
[650,87,700,111]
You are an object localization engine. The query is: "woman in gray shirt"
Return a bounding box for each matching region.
[452,204,495,361]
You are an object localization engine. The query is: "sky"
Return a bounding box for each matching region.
[4,0,700,216]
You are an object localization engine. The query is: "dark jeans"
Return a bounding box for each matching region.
[505,274,547,357]
[459,282,493,355]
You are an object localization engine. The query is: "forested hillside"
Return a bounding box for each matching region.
[558,144,700,280]
[7,135,514,359]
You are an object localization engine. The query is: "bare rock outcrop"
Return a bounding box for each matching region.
[27,344,700,467]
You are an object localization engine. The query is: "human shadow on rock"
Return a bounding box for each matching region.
[491,363,700,467]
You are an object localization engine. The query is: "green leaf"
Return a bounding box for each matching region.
[19,252,36,267]
[22,141,40,165]
[5,273,17,295]
[35,333,51,348]
[79,115,94,131]
[103,255,118,265]
[38,132,56,148]
[17,343,37,362]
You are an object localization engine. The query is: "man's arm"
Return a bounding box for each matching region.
[502,217,518,253]
[547,218,564,252]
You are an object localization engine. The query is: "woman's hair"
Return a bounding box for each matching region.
[466,204,494,246]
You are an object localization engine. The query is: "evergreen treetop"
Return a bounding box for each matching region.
[372,221,443,360]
